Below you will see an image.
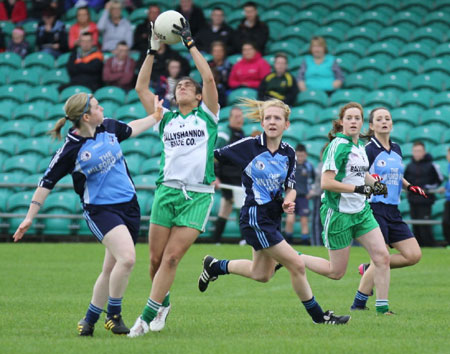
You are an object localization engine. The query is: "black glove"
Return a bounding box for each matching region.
[147,22,160,55]
[354,185,373,198]
[373,181,388,197]
[172,18,195,49]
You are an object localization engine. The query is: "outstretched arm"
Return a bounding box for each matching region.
[128,96,164,137]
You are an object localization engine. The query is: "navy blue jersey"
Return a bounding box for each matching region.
[295,160,315,196]
[40,119,135,205]
[214,132,296,206]
[365,136,403,205]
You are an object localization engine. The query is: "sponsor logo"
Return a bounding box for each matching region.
[80,151,91,161]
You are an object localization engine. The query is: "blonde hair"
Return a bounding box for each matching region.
[49,93,92,140]
[239,98,291,122]
[328,102,364,141]
[310,36,328,54]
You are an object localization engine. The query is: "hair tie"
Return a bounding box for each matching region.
[76,94,91,123]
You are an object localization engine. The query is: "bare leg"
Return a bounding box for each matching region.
[300,216,309,235]
[301,247,351,280]
[148,223,171,280]
[285,213,295,234]
[90,249,116,308]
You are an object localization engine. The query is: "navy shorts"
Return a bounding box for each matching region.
[239,200,284,251]
[370,202,414,246]
[83,195,141,244]
[294,195,310,216]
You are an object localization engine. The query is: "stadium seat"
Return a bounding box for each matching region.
[129,7,148,24]
[344,72,376,91]
[115,104,147,122]
[0,52,22,70]
[140,157,160,175]
[300,0,332,15]
[0,84,28,103]
[137,192,154,215]
[408,125,443,145]
[133,174,158,191]
[14,102,48,121]
[55,52,71,68]
[432,92,450,109]
[335,55,357,74]
[303,140,327,159]
[334,41,366,60]
[41,69,70,86]
[411,27,445,48]
[316,107,339,124]
[16,138,50,158]
[100,101,118,119]
[295,90,328,108]
[303,123,329,142]
[3,154,39,174]
[6,191,37,234]
[121,138,153,159]
[410,74,443,92]
[37,157,52,174]
[322,10,354,28]
[0,100,16,121]
[423,11,449,32]
[26,86,59,104]
[363,90,397,109]
[46,104,65,121]
[123,154,144,176]
[330,89,364,107]
[354,57,388,75]
[21,173,42,189]
[260,9,289,26]
[228,88,257,105]
[422,58,450,76]
[389,122,410,144]
[60,86,92,102]
[0,21,14,36]
[0,137,16,159]
[366,42,399,62]
[0,172,24,192]
[400,43,432,63]
[420,108,450,128]
[377,26,411,47]
[290,11,321,27]
[391,106,422,128]
[434,43,450,58]
[94,86,126,105]
[0,120,33,138]
[355,11,389,28]
[0,67,9,85]
[279,25,312,43]
[267,41,300,57]
[397,91,432,110]
[390,11,421,30]
[272,0,301,13]
[314,26,345,42]
[289,106,317,124]
[388,57,420,76]
[430,145,448,161]
[41,192,78,235]
[8,68,42,86]
[126,89,140,104]
[23,52,55,70]
[376,73,409,93]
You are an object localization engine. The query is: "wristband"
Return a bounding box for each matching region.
[31,200,42,207]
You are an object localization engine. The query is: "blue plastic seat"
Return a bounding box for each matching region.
[363,90,397,109]
[140,157,161,175]
[390,123,410,144]
[354,57,388,75]
[410,74,443,92]
[295,90,328,108]
[126,89,140,104]
[0,100,16,121]
[420,108,450,128]
[0,84,29,103]
[422,58,450,76]
[0,52,22,70]
[3,154,39,174]
[434,43,450,58]
[27,86,59,104]
[114,104,147,123]
[376,73,409,93]
[408,124,443,145]
[121,138,153,159]
[330,89,364,107]
[14,102,48,121]
[16,137,50,158]
[398,91,432,110]
[377,26,411,47]
[228,88,258,106]
[41,69,70,86]
[94,86,126,105]
[388,57,420,76]
[400,43,432,63]
[303,123,329,142]
[289,106,317,124]
[316,107,339,124]
[432,92,450,109]
[60,86,92,102]
[0,120,33,138]
[345,72,376,91]
[8,68,42,86]
[23,52,55,70]
[411,27,445,48]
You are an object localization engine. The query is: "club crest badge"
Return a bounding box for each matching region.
[80,151,91,161]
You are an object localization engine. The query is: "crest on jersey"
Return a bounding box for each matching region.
[377,159,386,167]
[80,151,92,161]
[255,160,265,170]
[109,135,115,145]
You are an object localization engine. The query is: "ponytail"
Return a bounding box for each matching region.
[239,97,290,122]
[49,116,68,140]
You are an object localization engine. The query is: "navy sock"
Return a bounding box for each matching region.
[302,296,325,323]
[85,303,103,325]
[301,234,310,240]
[352,290,369,309]
[107,296,122,316]
[211,259,229,275]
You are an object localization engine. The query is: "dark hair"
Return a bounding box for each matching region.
[173,76,202,104]
[361,107,390,139]
[295,143,307,153]
[77,6,90,15]
[210,40,227,54]
[116,40,128,47]
[328,102,364,141]
[241,41,258,51]
[413,141,425,148]
[212,7,224,12]
[274,53,288,61]
[243,1,258,9]
[80,31,93,38]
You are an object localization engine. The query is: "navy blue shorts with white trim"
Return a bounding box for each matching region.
[83,195,141,244]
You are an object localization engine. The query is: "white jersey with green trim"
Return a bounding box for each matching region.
[153,102,219,193]
[321,133,369,214]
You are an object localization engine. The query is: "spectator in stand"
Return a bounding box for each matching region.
[148,42,190,83]
[65,0,105,12]
[208,41,232,107]
[297,36,344,94]
[6,26,29,58]
[235,1,269,54]
[153,58,183,109]
[102,41,136,91]
[0,27,5,53]
[68,6,99,50]
[404,141,443,247]
[228,41,271,90]
[66,31,103,91]
[175,0,206,37]
[133,4,160,55]
[443,147,450,246]
[30,1,64,20]
[36,6,68,58]
[97,0,133,52]
[0,0,27,23]
[195,7,236,55]
[258,53,298,106]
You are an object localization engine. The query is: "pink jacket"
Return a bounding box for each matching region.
[228,52,271,89]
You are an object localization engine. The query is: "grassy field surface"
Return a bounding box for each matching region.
[1,243,449,354]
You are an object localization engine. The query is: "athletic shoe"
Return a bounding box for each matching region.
[377,310,395,316]
[358,263,370,275]
[314,310,351,325]
[350,305,369,311]
[127,316,149,338]
[274,263,283,273]
[77,318,94,336]
[150,304,171,332]
[198,255,219,292]
[104,314,130,335]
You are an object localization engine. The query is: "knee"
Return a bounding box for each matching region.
[252,273,271,283]
[287,259,306,277]
[120,252,136,270]
[163,253,181,269]
[150,254,162,271]
[373,250,390,268]
[328,270,346,280]
[406,250,422,266]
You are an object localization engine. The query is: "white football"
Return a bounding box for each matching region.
[154,10,185,45]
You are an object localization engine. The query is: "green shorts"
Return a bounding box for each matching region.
[150,184,214,232]
[320,203,379,250]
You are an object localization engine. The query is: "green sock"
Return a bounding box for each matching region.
[141,298,161,324]
[375,299,389,314]
[297,251,302,255]
[162,292,170,307]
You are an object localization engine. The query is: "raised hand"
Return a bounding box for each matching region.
[172,18,195,49]
[147,22,160,55]
[373,181,388,197]
[407,185,428,198]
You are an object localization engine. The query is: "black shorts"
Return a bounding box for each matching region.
[370,203,414,247]
[83,195,141,244]
[239,200,284,251]
[220,176,241,201]
[294,195,310,216]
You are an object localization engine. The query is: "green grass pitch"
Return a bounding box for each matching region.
[1,243,449,354]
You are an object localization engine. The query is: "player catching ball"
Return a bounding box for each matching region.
[198,98,351,325]
[128,18,220,337]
